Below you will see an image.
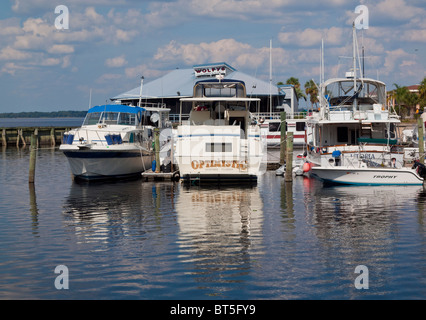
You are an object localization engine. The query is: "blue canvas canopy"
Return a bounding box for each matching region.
[87,105,145,114]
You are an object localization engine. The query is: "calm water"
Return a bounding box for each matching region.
[0,145,425,300]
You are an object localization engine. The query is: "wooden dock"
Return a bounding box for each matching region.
[1,126,78,147]
[142,169,180,181]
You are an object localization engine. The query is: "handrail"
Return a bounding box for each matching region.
[253,112,307,120]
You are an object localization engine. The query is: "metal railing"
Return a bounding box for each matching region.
[253,112,307,120]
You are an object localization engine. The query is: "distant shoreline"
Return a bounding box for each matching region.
[0,111,87,118]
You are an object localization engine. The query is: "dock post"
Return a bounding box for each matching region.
[29,130,38,184]
[20,129,26,147]
[154,128,161,173]
[280,112,286,165]
[50,128,56,147]
[16,129,21,148]
[1,129,6,148]
[418,117,425,164]
[285,132,293,182]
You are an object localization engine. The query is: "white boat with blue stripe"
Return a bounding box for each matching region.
[60,104,170,181]
[304,24,425,186]
[175,78,266,182]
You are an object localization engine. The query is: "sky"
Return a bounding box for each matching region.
[0,0,425,112]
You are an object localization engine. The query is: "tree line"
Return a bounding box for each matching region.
[389,77,426,119]
[0,110,87,118]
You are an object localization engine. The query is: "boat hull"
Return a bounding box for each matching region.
[62,148,153,181]
[311,166,424,186]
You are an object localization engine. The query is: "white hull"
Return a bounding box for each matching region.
[311,166,424,186]
[61,147,153,181]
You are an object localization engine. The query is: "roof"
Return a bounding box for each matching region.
[112,65,281,101]
[88,104,145,114]
[322,77,386,88]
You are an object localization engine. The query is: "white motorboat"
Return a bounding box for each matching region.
[303,24,424,185]
[311,162,425,186]
[60,104,170,181]
[175,78,266,182]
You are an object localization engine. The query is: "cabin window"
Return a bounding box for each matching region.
[118,113,136,125]
[269,122,281,132]
[337,127,349,143]
[206,143,232,153]
[101,112,119,124]
[296,122,306,131]
[204,85,235,98]
[83,112,101,125]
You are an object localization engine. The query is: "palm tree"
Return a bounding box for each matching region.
[393,84,419,119]
[304,80,319,109]
[284,77,306,101]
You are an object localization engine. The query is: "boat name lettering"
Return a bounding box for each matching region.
[373,175,397,179]
[191,160,248,171]
[349,153,376,159]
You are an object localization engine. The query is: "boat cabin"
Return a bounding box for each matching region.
[180,79,260,138]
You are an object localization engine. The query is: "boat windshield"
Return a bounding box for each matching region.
[326,80,386,107]
[83,112,137,126]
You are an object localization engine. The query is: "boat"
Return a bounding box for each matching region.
[305,24,425,185]
[60,104,170,181]
[256,115,306,148]
[174,78,266,182]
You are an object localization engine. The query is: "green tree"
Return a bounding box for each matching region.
[283,77,307,101]
[393,84,419,119]
[304,80,319,109]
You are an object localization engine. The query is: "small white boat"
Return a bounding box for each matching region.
[311,163,425,186]
[60,104,170,181]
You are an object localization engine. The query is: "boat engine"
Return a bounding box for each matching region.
[412,161,426,179]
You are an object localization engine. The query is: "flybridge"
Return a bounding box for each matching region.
[193,63,235,78]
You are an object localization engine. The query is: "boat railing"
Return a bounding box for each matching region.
[253,112,307,120]
[170,113,190,123]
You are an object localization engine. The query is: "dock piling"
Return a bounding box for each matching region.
[418,117,425,164]
[50,128,56,147]
[280,112,286,165]
[2,129,7,148]
[285,132,293,182]
[154,128,161,173]
[28,130,38,184]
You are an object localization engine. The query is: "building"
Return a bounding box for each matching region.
[111,62,299,120]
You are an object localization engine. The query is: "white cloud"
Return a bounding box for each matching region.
[48,44,75,54]
[278,27,345,48]
[1,62,33,75]
[105,55,128,68]
[383,48,417,76]
[0,46,32,61]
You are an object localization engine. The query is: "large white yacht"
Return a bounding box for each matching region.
[174,78,266,182]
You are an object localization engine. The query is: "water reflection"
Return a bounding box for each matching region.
[175,184,264,297]
[63,180,178,246]
[303,182,426,298]
[28,184,39,235]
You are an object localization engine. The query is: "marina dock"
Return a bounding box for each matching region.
[1,126,78,147]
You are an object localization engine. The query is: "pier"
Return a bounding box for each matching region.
[0,126,78,147]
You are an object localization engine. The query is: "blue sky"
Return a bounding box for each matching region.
[0,0,425,112]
